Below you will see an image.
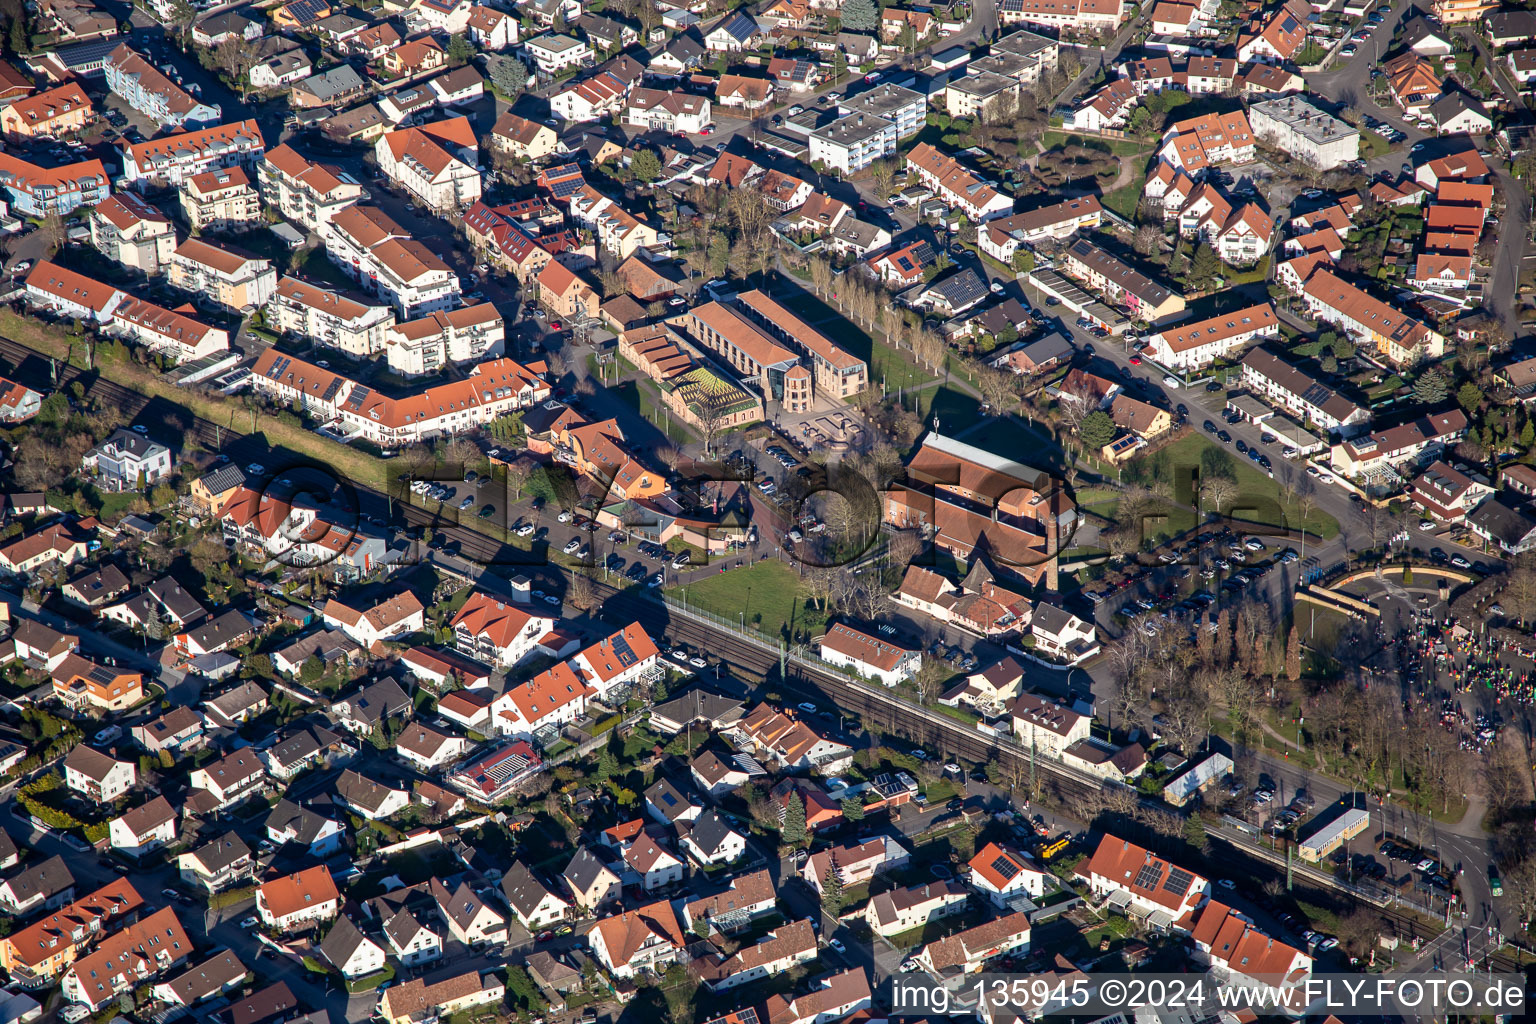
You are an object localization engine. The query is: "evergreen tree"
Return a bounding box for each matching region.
[596,747,618,782]
[446,32,475,65]
[1080,410,1116,451]
[841,0,878,31]
[489,54,529,97]
[1188,243,1220,290]
[840,797,865,822]
[631,148,661,183]
[1457,381,1484,413]
[1413,369,1449,405]
[782,792,808,845]
[821,866,845,912]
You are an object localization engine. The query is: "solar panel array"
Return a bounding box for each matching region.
[1132,860,1164,892]
[345,385,372,412]
[991,855,1020,881]
[609,633,638,668]
[547,176,585,199]
[1164,867,1196,898]
[266,356,292,379]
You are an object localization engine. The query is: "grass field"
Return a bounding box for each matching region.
[0,309,393,493]
[1041,130,1150,158]
[668,560,828,642]
[1147,435,1341,539]
[776,290,931,392]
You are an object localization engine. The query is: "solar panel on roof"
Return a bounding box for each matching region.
[548,177,584,199]
[1132,860,1164,891]
[1164,867,1195,897]
[991,855,1020,881]
[345,385,372,411]
[268,356,291,378]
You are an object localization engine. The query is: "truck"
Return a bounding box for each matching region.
[1490,867,1503,897]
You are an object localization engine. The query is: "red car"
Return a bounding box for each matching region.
[1129,355,1142,365]
[549,321,562,330]
[536,930,554,942]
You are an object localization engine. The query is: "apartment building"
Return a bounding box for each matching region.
[258,143,365,230]
[0,152,108,216]
[809,112,897,174]
[385,303,505,376]
[1158,110,1256,175]
[104,44,220,127]
[168,237,276,313]
[121,119,264,188]
[267,276,395,357]
[905,143,1014,221]
[524,33,591,76]
[0,82,92,138]
[1143,302,1277,371]
[837,83,925,138]
[60,907,192,1011]
[1300,268,1446,366]
[683,301,807,412]
[451,591,558,668]
[374,117,482,215]
[179,166,261,232]
[109,297,230,363]
[863,880,969,938]
[1248,96,1359,170]
[321,204,461,317]
[89,192,175,275]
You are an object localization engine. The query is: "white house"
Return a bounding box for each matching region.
[1081,833,1210,927]
[62,745,136,802]
[863,880,969,937]
[818,622,920,686]
[322,592,425,647]
[968,842,1048,908]
[374,118,482,215]
[319,916,389,980]
[1142,303,1278,371]
[257,866,340,932]
[679,810,747,866]
[108,796,178,857]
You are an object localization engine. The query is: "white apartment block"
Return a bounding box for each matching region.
[268,276,396,358]
[321,205,461,318]
[1248,96,1360,170]
[258,143,366,231]
[809,113,897,174]
[179,166,262,233]
[121,119,265,189]
[385,303,505,376]
[837,83,926,138]
[89,193,176,275]
[524,33,591,76]
[374,118,482,216]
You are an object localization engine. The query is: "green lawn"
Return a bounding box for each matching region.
[777,290,930,391]
[1142,435,1341,539]
[1042,130,1151,158]
[608,377,696,445]
[667,560,828,643]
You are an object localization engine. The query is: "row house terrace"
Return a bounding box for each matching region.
[257,143,366,231]
[1300,267,1446,366]
[1142,302,1278,371]
[249,347,548,446]
[462,201,555,283]
[321,204,461,318]
[905,143,1014,222]
[121,119,264,189]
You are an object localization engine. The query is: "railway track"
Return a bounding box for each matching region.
[7,332,1518,955]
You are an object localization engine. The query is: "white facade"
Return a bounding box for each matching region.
[810,114,897,174]
[268,276,395,357]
